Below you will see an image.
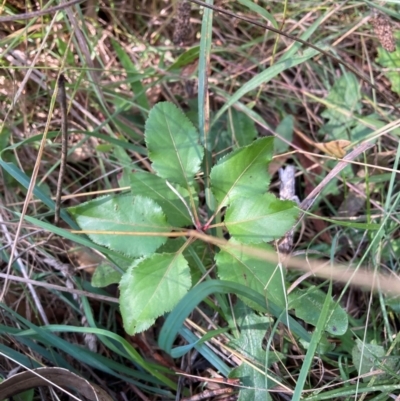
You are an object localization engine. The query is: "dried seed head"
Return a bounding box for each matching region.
[173,0,192,46]
[371,12,396,53]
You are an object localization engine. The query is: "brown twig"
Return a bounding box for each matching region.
[54,74,68,227]
[299,141,376,212]
[0,0,83,23]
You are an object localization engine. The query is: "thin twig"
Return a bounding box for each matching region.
[0,272,119,304]
[54,74,68,227]
[0,0,83,23]
[300,141,376,212]
[0,210,49,324]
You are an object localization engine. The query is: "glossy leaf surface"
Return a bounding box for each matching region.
[216,241,285,308]
[145,102,203,187]
[130,171,196,227]
[210,137,273,209]
[69,194,170,258]
[120,253,191,334]
[229,308,273,401]
[289,287,348,335]
[225,193,298,244]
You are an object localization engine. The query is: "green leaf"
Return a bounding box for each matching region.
[92,262,122,287]
[158,280,312,356]
[288,287,348,335]
[320,72,361,139]
[227,108,258,147]
[157,238,212,279]
[56,38,75,64]
[274,115,294,154]
[216,241,285,309]
[145,102,204,187]
[352,339,396,382]
[225,193,298,244]
[130,171,196,227]
[119,253,191,334]
[229,309,273,401]
[210,137,274,209]
[68,194,170,258]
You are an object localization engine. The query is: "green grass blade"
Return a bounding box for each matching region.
[0,161,78,228]
[179,327,231,376]
[159,280,311,355]
[212,47,321,124]
[292,283,333,400]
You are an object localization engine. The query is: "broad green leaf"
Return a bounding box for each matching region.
[227,108,258,147]
[229,309,274,401]
[145,102,204,187]
[274,115,294,154]
[68,194,170,258]
[92,262,122,287]
[130,171,196,227]
[120,253,191,334]
[352,339,397,381]
[288,287,348,335]
[320,72,361,139]
[157,238,212,281]
[216,241,285,308]
[225,193,298,244]
[210,137,274,209]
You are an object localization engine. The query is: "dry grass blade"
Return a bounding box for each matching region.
[2,0,400,399]
[0,11,60,308]
[189,230,400,295]
[300,141,376,211]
